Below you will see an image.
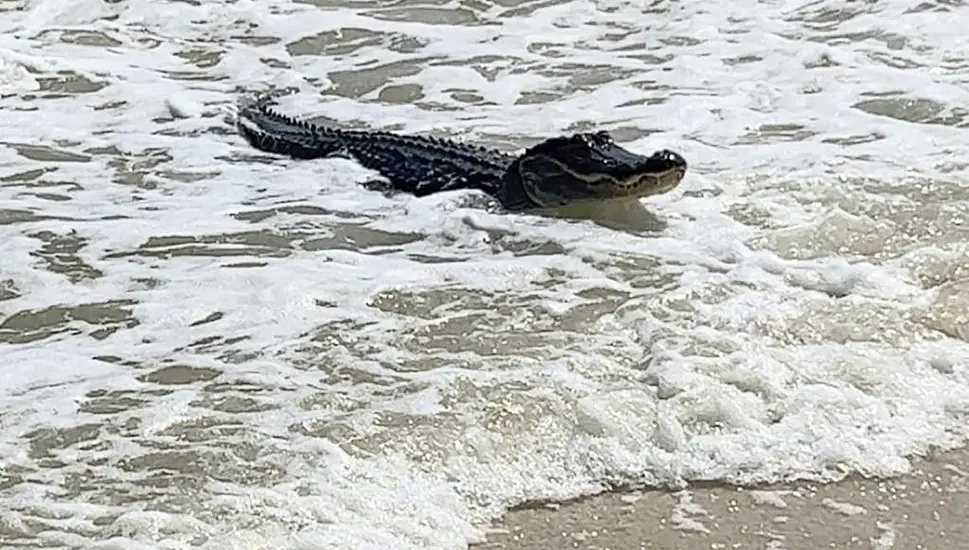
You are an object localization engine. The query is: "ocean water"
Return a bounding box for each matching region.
[2,0,969,548]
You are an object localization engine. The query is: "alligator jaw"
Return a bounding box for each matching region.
[611,149,688,200]
[508,134,688,208]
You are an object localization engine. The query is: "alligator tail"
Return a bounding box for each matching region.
[236,95,344,160]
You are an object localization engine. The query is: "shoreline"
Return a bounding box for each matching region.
[474,447,969,549]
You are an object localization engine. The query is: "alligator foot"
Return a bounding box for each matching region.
[360,178,400,198]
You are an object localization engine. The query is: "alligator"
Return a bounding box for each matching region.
[236,95,688,211]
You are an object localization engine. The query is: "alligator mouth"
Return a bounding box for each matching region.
[597,149,688,200]
[625,166,686,196]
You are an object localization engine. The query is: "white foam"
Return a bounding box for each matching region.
[670,491,711,534]
[822,497,868,517]
[2,0,969,548]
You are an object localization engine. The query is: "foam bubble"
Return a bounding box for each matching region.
[2,0,969,548]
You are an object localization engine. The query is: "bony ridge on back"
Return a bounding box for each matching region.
[236,93,687,211]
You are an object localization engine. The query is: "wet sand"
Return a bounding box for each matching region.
[475,447,969,550]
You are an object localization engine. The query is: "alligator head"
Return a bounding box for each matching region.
[500,131,687,210]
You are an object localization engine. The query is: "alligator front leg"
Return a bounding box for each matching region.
[359,173,488,202]
[359,178,398,197]
[358,174,463,199]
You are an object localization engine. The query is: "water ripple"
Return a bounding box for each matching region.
[2,0,969,549]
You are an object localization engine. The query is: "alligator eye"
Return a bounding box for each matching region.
[659,150,685,167]
[594,130,614,144]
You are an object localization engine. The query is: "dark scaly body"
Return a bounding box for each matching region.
[236,95,688,211]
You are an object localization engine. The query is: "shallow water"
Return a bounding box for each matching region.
[2,0,969,548]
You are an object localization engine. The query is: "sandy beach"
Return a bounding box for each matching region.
[5,1,969,548]
[476,448,969,550]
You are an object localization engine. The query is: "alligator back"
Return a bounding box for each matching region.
[237,97,514,198]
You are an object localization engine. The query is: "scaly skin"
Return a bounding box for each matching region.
[236,95,687,211]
